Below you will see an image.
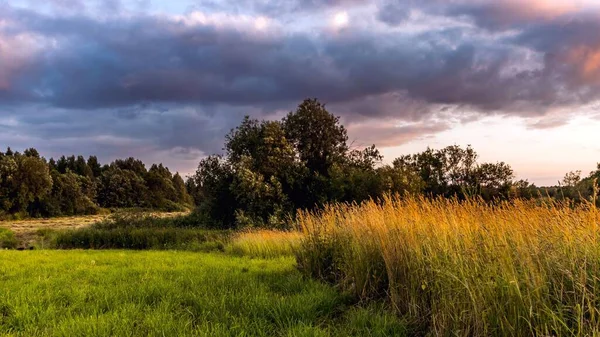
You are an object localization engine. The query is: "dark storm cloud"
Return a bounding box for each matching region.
[3,2,599,114]
[1,0,599,163]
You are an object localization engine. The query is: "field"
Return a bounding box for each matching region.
[0,251,405,336]
[0,211,189,248]
[2,197,600,336]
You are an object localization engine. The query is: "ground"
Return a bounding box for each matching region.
[0,251,405,337]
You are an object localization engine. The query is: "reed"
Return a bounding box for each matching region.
[295,195,600,336]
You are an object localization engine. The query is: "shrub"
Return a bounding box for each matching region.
[53,227,229,250]
[0,228,18,249]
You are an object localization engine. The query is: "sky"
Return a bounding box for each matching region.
[1,0,600,186]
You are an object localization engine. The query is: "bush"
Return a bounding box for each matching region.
[0,228,18,249]
[92,211,200,230]
[53,227,229,250]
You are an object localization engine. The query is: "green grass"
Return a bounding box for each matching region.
[0,251,406,336]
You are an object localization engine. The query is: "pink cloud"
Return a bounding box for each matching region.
[0,30,41,91]
[347,121,450,148]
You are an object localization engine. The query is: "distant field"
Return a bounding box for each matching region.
[0,251,405,337]
[0,212,189,248]
[0,212,188,233]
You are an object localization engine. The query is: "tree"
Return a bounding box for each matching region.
[12,155,53,213]
[41,171,98,216]
[145,164,177,209]
[173,173,193,206]
[562,171,582,187]
[185,176,201,205]
[87,156,102,178]
[0,155,18,214]
[74,155,93,177]
[391,146,514,199]
[474,162,514,200]
[230,157,289,227]
[97,167,148,208]
[113,157,147,176]
[23,148,40,158]
[193,155,237,228]
[283,99,348,176]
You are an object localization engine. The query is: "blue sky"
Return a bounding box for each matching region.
[1,0,600,185]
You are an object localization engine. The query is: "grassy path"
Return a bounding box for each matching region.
[0,251,404,336]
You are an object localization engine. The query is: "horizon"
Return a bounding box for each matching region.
[1,0,599,186]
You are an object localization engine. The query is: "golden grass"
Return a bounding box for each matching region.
[226,230,303,258]
[295,195,600,336]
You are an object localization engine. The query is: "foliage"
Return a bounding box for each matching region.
[296,195,600,336]
[4,98,599,228]
[0,148,192,219]
[53,227,228,251]
[191,99,520,229]
[48,211,222,250]
[0,228,18,249]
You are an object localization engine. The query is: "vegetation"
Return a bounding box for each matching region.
[0,211,189,249]
[3,98,600,335]
[226,230,303,258]
[0,228,18,249]
[0,251,406,336]
[188,99,526,229]
[0,149,192,220]
[49,212,226,250]
[296,195,600,336]
[4,99,599,229]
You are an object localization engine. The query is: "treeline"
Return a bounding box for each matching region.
[531,167,600,204]
[3,99,598,225]
[186,99,530,229]
[0,148,192,219]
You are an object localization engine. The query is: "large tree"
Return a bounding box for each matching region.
[283,99,348,177]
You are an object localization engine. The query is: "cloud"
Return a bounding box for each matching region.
[1,0,600,168]
[2,3,598,113]
[526,117,570,130]
[347,120,449,148]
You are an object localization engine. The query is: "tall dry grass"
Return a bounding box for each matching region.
[227,230,303,258]
[295,195,600,336]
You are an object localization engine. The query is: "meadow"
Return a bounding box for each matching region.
[0,251,405,337]
[3,195,600,336]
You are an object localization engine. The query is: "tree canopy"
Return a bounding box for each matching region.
[0,149,192,219]
[188,99,536,229]
[3,99,598,225]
